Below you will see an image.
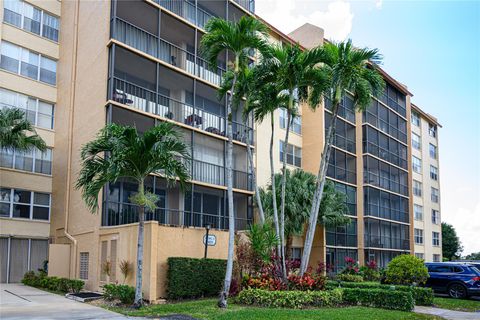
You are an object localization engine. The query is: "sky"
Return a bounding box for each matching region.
[256,0,480,255]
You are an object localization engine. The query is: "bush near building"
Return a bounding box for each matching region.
[384,255,429,285]
[22,271,84,293]
[342,288,414,311]
[167,257,226,299]
[326,280,434,306]
[102,284,135,305]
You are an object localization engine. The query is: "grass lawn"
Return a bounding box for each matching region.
[107,298,442,320]
[433,297,480,312]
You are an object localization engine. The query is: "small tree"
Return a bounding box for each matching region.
[384,254,429,285]
[76,122,190,307]
[442,222,463,260]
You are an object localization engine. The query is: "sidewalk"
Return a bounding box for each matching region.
[0,283,132,320]
[414,306,480,320]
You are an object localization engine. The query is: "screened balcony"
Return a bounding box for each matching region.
[102,177,252,230]
[110,47,253,144]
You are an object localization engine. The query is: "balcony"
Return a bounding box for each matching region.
[112,17,225,87]
[111,77,253,144]
[232,0,255,13]
[155,0,216,29]
[102,179,252,229]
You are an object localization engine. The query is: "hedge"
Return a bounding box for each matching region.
[342,288,414,312]
[22,271,84,293]
[102,284,135,305]
[236,288,343,309]
[167,257,226,299]
[326,280,433,306]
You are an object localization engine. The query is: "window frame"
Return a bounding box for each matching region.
[0,146,52,175]
[430,165,438,180]
[412,156,422,173]
[414,228,424,245]
[432,231,440,246]
[0,187,51,221]
[279,140,302,168]
[414,204,423,221]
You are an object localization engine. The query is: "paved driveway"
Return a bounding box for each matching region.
[0,284,132,320]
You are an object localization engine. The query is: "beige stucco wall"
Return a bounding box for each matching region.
[48,244,71,278]
[0,218,50,238]
[412,106,442,261]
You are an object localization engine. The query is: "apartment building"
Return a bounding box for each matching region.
[0,0,59,283]
[0,0,442,300]
[411,104,442,262]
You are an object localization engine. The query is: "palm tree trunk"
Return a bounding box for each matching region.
[134,179,145,307]
[218,57,238,309]
[269,113,281,261]
[299,101,340,276]
[280,105,292,281]
[245,117,265,224]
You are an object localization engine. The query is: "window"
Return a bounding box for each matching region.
[415,253,424,260]
[3,0,60,42]
[328,149,356,184]
[414,204,423,221]
[0,187,51,220]
[430,165,438,180]
[334,182,357,215]
[325,93,356,123]
[433,254,441,262]
[363,156,408,196]
[412,156,422,173]
[429,265,450,272]
[363,187,409,223]
[414,228,424,244]
[411,111,420,127]
[412,133,421,150]
[291,247,302,260]
[429,144,437,159]
[363,99,407,143]
[0,41,57,85]
[326,218,357,247]
[79,252,89,280]
[432,209,440,224]
[279,108,301,135]
[0,147,52,174]
[327,112,356,153]
[428,123,437,138]
[362,126,407,169]
[364,218,410,250]
[432,232,440,246]
[431,187,439,203]
[413,180,422,197]
[279,141,301,167]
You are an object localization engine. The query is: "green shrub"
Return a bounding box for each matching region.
[337,274,364,282]
[167,257,226,299]
[385,255,429,285]
[21,271,84,294]
[342,288,414,312]
[102,284,134,304]
[103,284,117,301]
[326,280,433,306]
[237,288,343,309]
[359,266,381,282]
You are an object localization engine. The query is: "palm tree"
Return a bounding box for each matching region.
[259,44,330,280]
[299,40,385,275]
[261,169,350,257]
[219,67,265,223]
[75,122,190,307]
[201,15,269,308]
[0,108,46,151]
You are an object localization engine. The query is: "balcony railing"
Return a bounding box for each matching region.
[155,0,215,29]
[102,201,252,230]
[192,159,225,187]
[379,93,406,118]
[232,0,255,12]
[113,17,225,86]
[364,236,410,250]
[111,77,253,145]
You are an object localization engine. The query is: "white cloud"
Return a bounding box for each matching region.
[255,0,354,41]
[375,0,383,9]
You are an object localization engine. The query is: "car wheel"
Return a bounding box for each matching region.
[448,283,467,299]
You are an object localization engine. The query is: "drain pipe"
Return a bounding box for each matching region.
[63,0,81,279]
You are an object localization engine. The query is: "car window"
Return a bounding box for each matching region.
[471,267,480,275]
[429,265,452,273]
[452,266,463,273]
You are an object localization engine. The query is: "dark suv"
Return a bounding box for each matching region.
[425,262,480,298]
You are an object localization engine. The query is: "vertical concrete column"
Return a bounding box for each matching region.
[355,110,365,265]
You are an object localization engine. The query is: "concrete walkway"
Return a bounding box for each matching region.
[415,306,480,320]
[0,283,133,320]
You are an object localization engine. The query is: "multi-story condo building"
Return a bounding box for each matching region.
[0,0,441,301]
[0,0,60,283]
[411,103,442,262]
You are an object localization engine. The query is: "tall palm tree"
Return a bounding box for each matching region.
[0,108,46,151]
[201,15,269,308]
[299,40,385,275]
[260,44,330,280]
[75,122,190,307]
[219,67,265,224]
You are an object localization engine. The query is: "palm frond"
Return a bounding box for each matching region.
[0,108,46,152]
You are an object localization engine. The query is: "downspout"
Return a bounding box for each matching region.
[63,0,81,279]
